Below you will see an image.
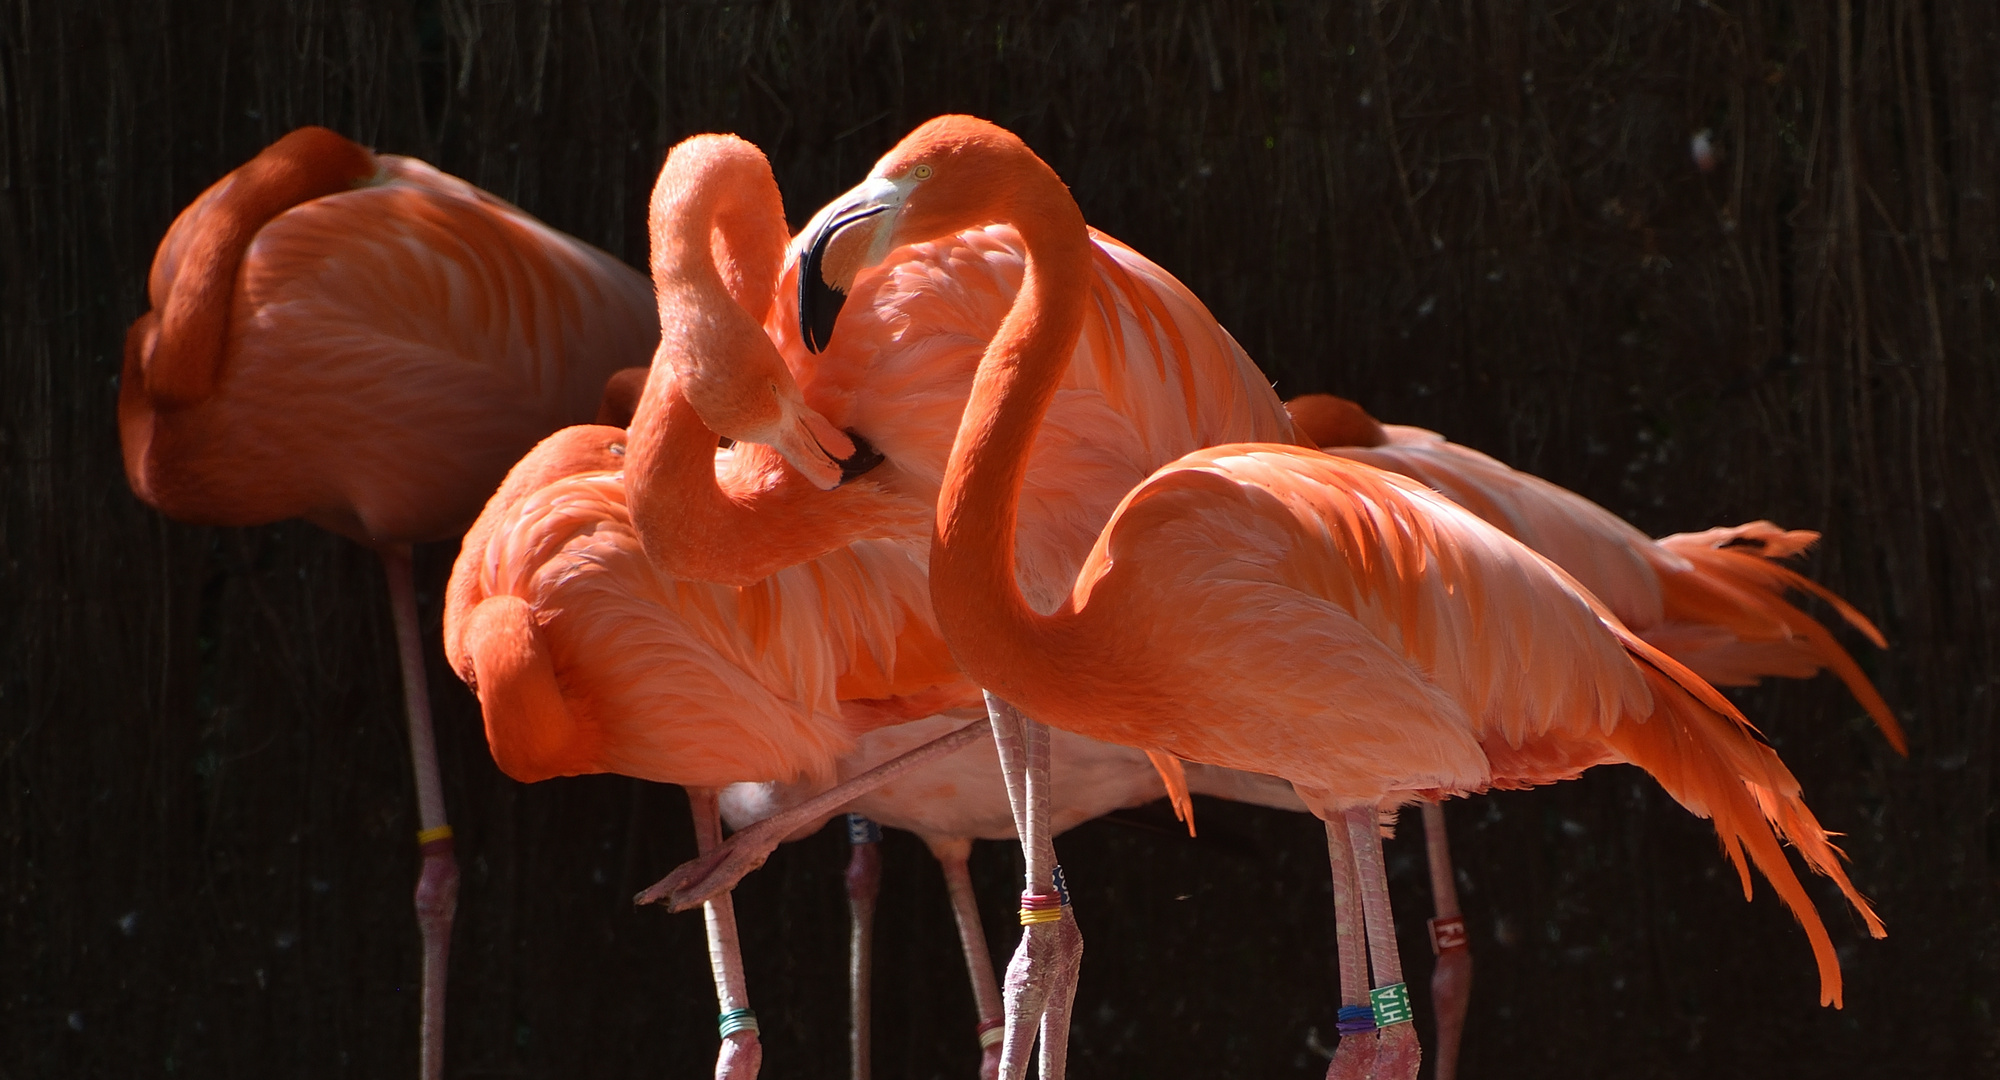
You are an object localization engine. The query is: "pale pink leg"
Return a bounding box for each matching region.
[1422,801,1472,1080]
[689,788,763,1080]
[1348,808,1421,1080]
[638,720,990,911]
[382,546,457,1080]
[924,836,1005,1080]
[986,693,1082,1080]
[1323,815,1375,1080]
[844,815,883,1080]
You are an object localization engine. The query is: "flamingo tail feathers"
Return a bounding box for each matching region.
[1606,646,1887,1009]
[1145,750,1197,837]
[1653,525,1904,754]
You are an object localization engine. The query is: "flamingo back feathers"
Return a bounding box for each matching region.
[138,126,377,410]
[122,134,657,544]
[445,426,968,788]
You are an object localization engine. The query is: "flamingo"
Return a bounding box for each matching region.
[621,137,1312,1064]
[442,422,973,1080]
[444,420,1304,1080]
[623,149,1303,594]
[759,115,1884,1080]
[116,125,659,1080]
[1287,392,1902,1080]
[508,133,1310,1079]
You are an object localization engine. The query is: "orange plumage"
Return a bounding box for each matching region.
[1288,393,1902,752]
[120,125,658,546]
[802,118,1881,1037]
[116,126,661,1080]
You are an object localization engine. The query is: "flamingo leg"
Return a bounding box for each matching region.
[1421,801,1472,1080]
[1323,813,1375,1080]
[381,545,457,1080]
[985,693,1083,1080]
[924,836,1005,1080]
[689,788,763,1080]
[640,720,990,910]
[844,815,883,1080]
[1348,808,1422,1080]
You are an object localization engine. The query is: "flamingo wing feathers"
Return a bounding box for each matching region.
[1328,427,1901,752]
[1069,444,1881,1005]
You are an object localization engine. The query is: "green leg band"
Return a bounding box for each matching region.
[1369,982,1414,1027]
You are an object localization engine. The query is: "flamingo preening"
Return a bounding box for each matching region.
[1287,392,1901,1080]
[730,115,1883,1080]
[117,126,658,1080]
[460,133,1314,1080]
[443,420,1302,1080]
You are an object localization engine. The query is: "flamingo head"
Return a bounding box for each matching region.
[654,323,871,491]
[649,133,883,490]
[797,115,1076,353]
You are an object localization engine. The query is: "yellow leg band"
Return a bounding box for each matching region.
[416,825,455,846]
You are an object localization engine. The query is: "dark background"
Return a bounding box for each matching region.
[5,1,1994,1076]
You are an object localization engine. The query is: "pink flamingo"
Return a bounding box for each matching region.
[1287,392,1901,1080]
[117,126,657,1080]
[443,422,980,1080]
[750,115,1883,1080]
[446,418,1303,1080]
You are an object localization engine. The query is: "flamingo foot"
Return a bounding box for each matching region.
[637,721,989,910]
[413,839,459,1080]
[1035,915,1082,1080]
[996,913,1083,1080]
[637,819,786,911]
[1324,1032,1375,1080]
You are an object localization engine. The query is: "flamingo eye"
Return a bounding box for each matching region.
[911,164,933,180]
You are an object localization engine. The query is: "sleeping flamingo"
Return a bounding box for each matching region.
[444,420,1303,1079]
[1287,392,1901,1080]
[700,115,1884,1080]
[442,422,972,1080]
[116,125,659,1080]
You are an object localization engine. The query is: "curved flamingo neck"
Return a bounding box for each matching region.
[627,142,918,586]
[929,164,1094,692]
[147,127,376,409]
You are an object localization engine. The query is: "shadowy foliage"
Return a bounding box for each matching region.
[3,1,1993,1076]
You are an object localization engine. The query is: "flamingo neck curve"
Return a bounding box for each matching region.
[626,140,918,586]
[928,160,1096,697]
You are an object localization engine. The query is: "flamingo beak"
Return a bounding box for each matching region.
[796,176,912,353]
[767,400,884,491]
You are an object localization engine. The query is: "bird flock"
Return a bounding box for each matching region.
[118,118,1897,1080]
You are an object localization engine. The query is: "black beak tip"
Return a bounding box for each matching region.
[800,271,846,355]
[836,429,886,485]
[798,205,887,354]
